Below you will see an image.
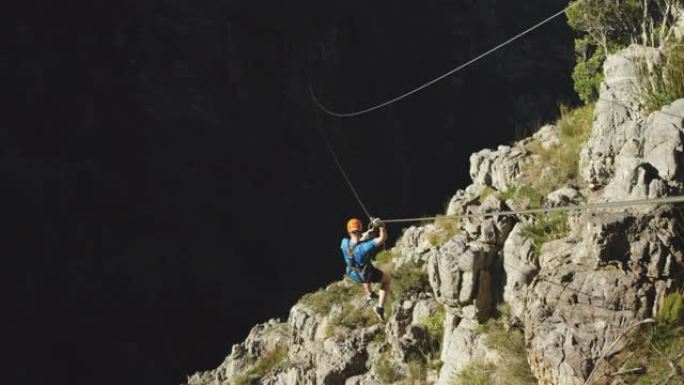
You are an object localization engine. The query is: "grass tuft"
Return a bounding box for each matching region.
[468,303,536,385]
[233,344,289,385]
[374,250,394,264]
[407,355,428,383]
[520,212,569,258]
[329,302,377,330]
[479,186,498,204]
[638,43,684,115]
[453,361,495,385]
[657,291,684,326]
[299,281,362,315]
[522,103,594,197]
[423,304,446,354]
[608,292,684,384]
[390,262,431,301]
[374,352,402,384]
[428,215,463,246]
[499,186,544,209]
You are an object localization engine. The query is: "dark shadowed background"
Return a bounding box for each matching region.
[5,1,576,384]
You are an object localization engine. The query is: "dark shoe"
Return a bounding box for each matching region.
[374,306,385,322]
[366,292,378,306]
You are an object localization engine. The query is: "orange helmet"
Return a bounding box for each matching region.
[346,218,363,233]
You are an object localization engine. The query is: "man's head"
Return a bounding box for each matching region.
[346,218,363,237]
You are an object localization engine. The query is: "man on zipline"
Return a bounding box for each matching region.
[341,217,391,322]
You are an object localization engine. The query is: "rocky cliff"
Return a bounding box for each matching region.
[186,43,684,385]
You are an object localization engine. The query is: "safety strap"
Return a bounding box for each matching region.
[346,240,372,283]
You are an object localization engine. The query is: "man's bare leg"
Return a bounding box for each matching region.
[362,282,372,295]
[378,273,391,308]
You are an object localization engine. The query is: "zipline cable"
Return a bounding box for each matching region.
[310,7,569,118]
[314,114,373,220]
[378,101,683,223]
[382,195,684,224]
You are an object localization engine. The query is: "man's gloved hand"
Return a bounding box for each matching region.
[360,229,373,241]
[371,217,385,229]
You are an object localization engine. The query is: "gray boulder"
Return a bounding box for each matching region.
[469,145,529,191]
[436,309,495,385]
[579,44,662,189]
[547,186,582,207]
[524,210,684,385]
[316,334,370,385]
[533,124,561,149]
[502,223,538,320]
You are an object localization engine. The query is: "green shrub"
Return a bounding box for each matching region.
[390,262,431,300]
[374,353,402,384]
[485,329,536,385]
[495,303,512,319]
[375,250,394,264]
[233,344,289,385]
[557,103,594,144]
[566,0,642,55]
[657,292,684,326]
[499,186,544,209]
[299,282,362,315]
[372,329,387,343]
[471,305,537,385]
[523,104,594,196]
[423,304,446,356]
[566,0,642,102]
[406,355,428,383]
[571,45,605,103]
[479,186,498,204]
[330,302,377,329]
[453,361,494,385]
[638,42,684,115]
[567,0,683,104]
[428,215,462,246]
[520,212,569,258]
[607,292,684,384]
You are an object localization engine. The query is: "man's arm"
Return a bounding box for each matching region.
[372,218,387,246]
[374,226,387,246]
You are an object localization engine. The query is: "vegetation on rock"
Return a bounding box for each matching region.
[520,212,570,258]
[567,0,682,102]
[421,304,446,371]
[523,103,594,196]
[453,361,495,385]
[463,305,536,385]
[595,292,684,384]
[232,344,289,385]
[638,42,684,114]
[299,281,363,315]
[390,262,432,300]
[374,351,402,384]
[428,215,463,246]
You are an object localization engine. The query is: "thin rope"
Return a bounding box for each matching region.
[383,195,684,224]
[310,7,568,118]
[315,122,373,220]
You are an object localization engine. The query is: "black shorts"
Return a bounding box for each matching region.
[364,264,384,283]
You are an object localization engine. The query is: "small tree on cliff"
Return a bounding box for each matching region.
[566,0,683,103]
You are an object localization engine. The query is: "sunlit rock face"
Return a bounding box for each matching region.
[187,34,684,385]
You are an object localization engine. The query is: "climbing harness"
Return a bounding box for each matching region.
[344,239,373,283]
